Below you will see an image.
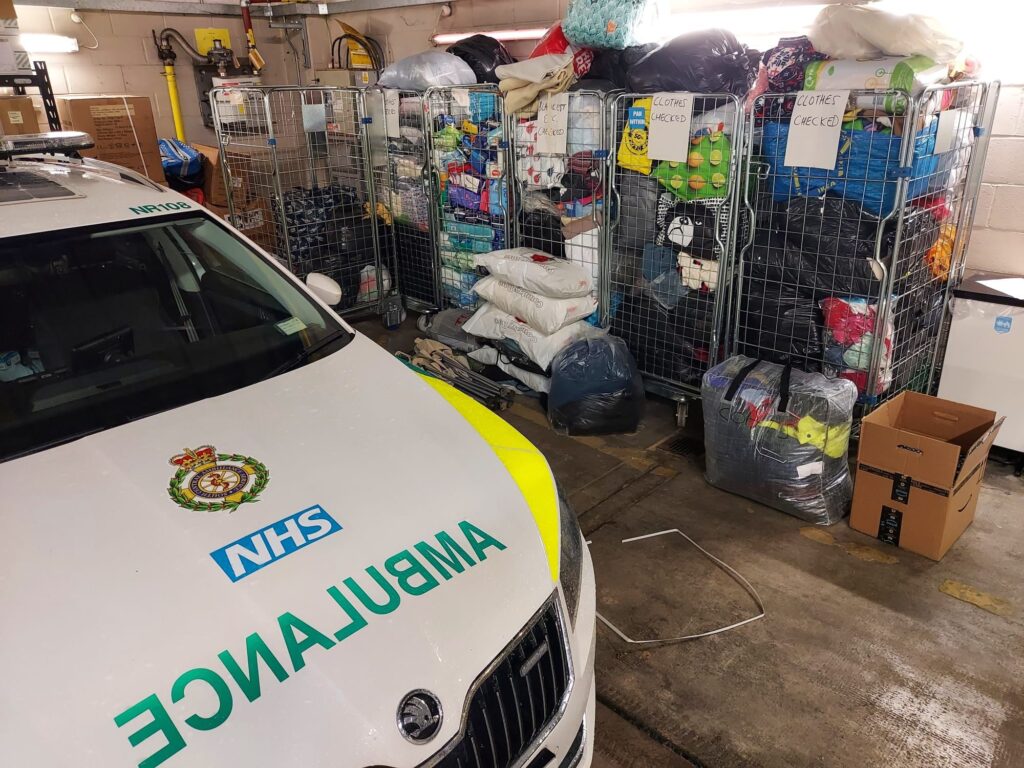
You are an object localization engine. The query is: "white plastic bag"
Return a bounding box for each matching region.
[474,247,593,298]
[468,346,551,393]
[378,51,477,90]
[473,276,597,335]
[462,302,604,370]
[808,5,963,63]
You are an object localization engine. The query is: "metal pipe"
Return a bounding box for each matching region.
[163,63,187,141]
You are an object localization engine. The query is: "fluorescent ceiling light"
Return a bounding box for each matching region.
[19,33,80,54]
[432,28,548,46]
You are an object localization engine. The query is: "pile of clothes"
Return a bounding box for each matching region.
[702,355,858,525]
[735,6,972,398]
[607,99,736,385]
[272,183,394,310]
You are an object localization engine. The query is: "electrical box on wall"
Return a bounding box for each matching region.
[197,64,259,129]
[313,68,375,88]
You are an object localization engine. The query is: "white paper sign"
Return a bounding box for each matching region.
[384,89,401,138]
[536,92,569,156]
[785,90,850,169]
[301,102,327,133]
[935,108,967,154]
[648,92,693,162]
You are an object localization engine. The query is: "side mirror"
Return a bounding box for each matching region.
[305,273,342,307]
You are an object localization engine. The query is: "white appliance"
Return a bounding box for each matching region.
[938,270,1024,452]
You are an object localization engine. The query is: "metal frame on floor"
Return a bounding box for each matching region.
[735,81,998,424]
[211,85,391,317]
[603,91,743,423]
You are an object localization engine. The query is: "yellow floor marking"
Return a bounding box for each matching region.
[799,527,836,546]
[939,579,1014,617]
[799,527,899,564]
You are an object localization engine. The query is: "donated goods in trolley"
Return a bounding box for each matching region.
[210,85,395,317]
[510,88,609,304]
[604,92,743,422]
[368,88,441,312]
[736,81,998,426]
[424,85,511,310]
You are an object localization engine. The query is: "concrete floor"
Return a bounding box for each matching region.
[357,317,1024,768]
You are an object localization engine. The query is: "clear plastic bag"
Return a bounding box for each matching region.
[378,51,477,90]
[702,356,857,525]
[548,336,645,436]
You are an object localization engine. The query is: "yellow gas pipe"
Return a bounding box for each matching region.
[163,62,187,142]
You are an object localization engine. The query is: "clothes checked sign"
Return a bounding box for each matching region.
[785,90,850,169]
[648,92,693,162]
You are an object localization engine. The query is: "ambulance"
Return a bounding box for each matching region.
[0,133,596,768]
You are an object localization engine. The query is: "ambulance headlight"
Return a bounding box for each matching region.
[558,485,584,628]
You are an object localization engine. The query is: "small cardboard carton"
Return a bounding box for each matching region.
[55,95,164,182]
[208,198,275,250]
[193,143,252,208]
[850,391,1003,561]
[0,95,40,135]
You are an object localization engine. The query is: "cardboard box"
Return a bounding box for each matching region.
[193,143,251,208]
[850,392,1003,561]
[208,198,276,249]
[56,95,164,182]
[0,0,17,32]
[0,95,40,136]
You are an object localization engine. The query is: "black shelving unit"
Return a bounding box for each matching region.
[0,61,60,131]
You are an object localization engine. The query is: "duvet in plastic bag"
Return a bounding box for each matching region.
[548,336,645,436]
[762,120,941,217]
[379,51,477,90]
[626,29,757,98]
[702,355,857,525]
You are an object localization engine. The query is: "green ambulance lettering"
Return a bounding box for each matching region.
[171,668,233,731]
[114,522,507,767]
[414,532,476,579]
[129,202,192,215]
[217,632,289,703]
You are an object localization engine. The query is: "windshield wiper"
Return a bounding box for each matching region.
[262,329,352,381]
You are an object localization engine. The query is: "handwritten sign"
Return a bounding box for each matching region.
[785,90,850,169]
[536,93,569,156]
[935,108,967,154]
[648,92,693,162]
[384,89,400,138]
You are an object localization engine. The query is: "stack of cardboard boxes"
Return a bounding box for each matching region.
[0,0,30,79]
[56,95,164,181]
[193,143,275,248]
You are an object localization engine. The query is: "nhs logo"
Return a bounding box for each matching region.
[210,505,341,582]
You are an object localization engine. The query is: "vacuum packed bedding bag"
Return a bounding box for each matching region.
[462,302,603,370]
[473,276,598,335]
[762,119,941,217]
[475,248,594,297]
[379,51,476,90]
[702,355,858,524]
[548,336,645,436]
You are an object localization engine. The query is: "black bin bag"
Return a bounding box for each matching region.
[548,335,645,436]
[626,29,757,98]
[447,35,513,84]
[739,282,823,367]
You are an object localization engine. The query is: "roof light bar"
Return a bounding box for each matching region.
[0,131,95,160]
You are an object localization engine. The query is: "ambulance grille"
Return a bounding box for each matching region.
[434,599,571,768]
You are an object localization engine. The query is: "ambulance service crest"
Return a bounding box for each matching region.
[167,445,269,512]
